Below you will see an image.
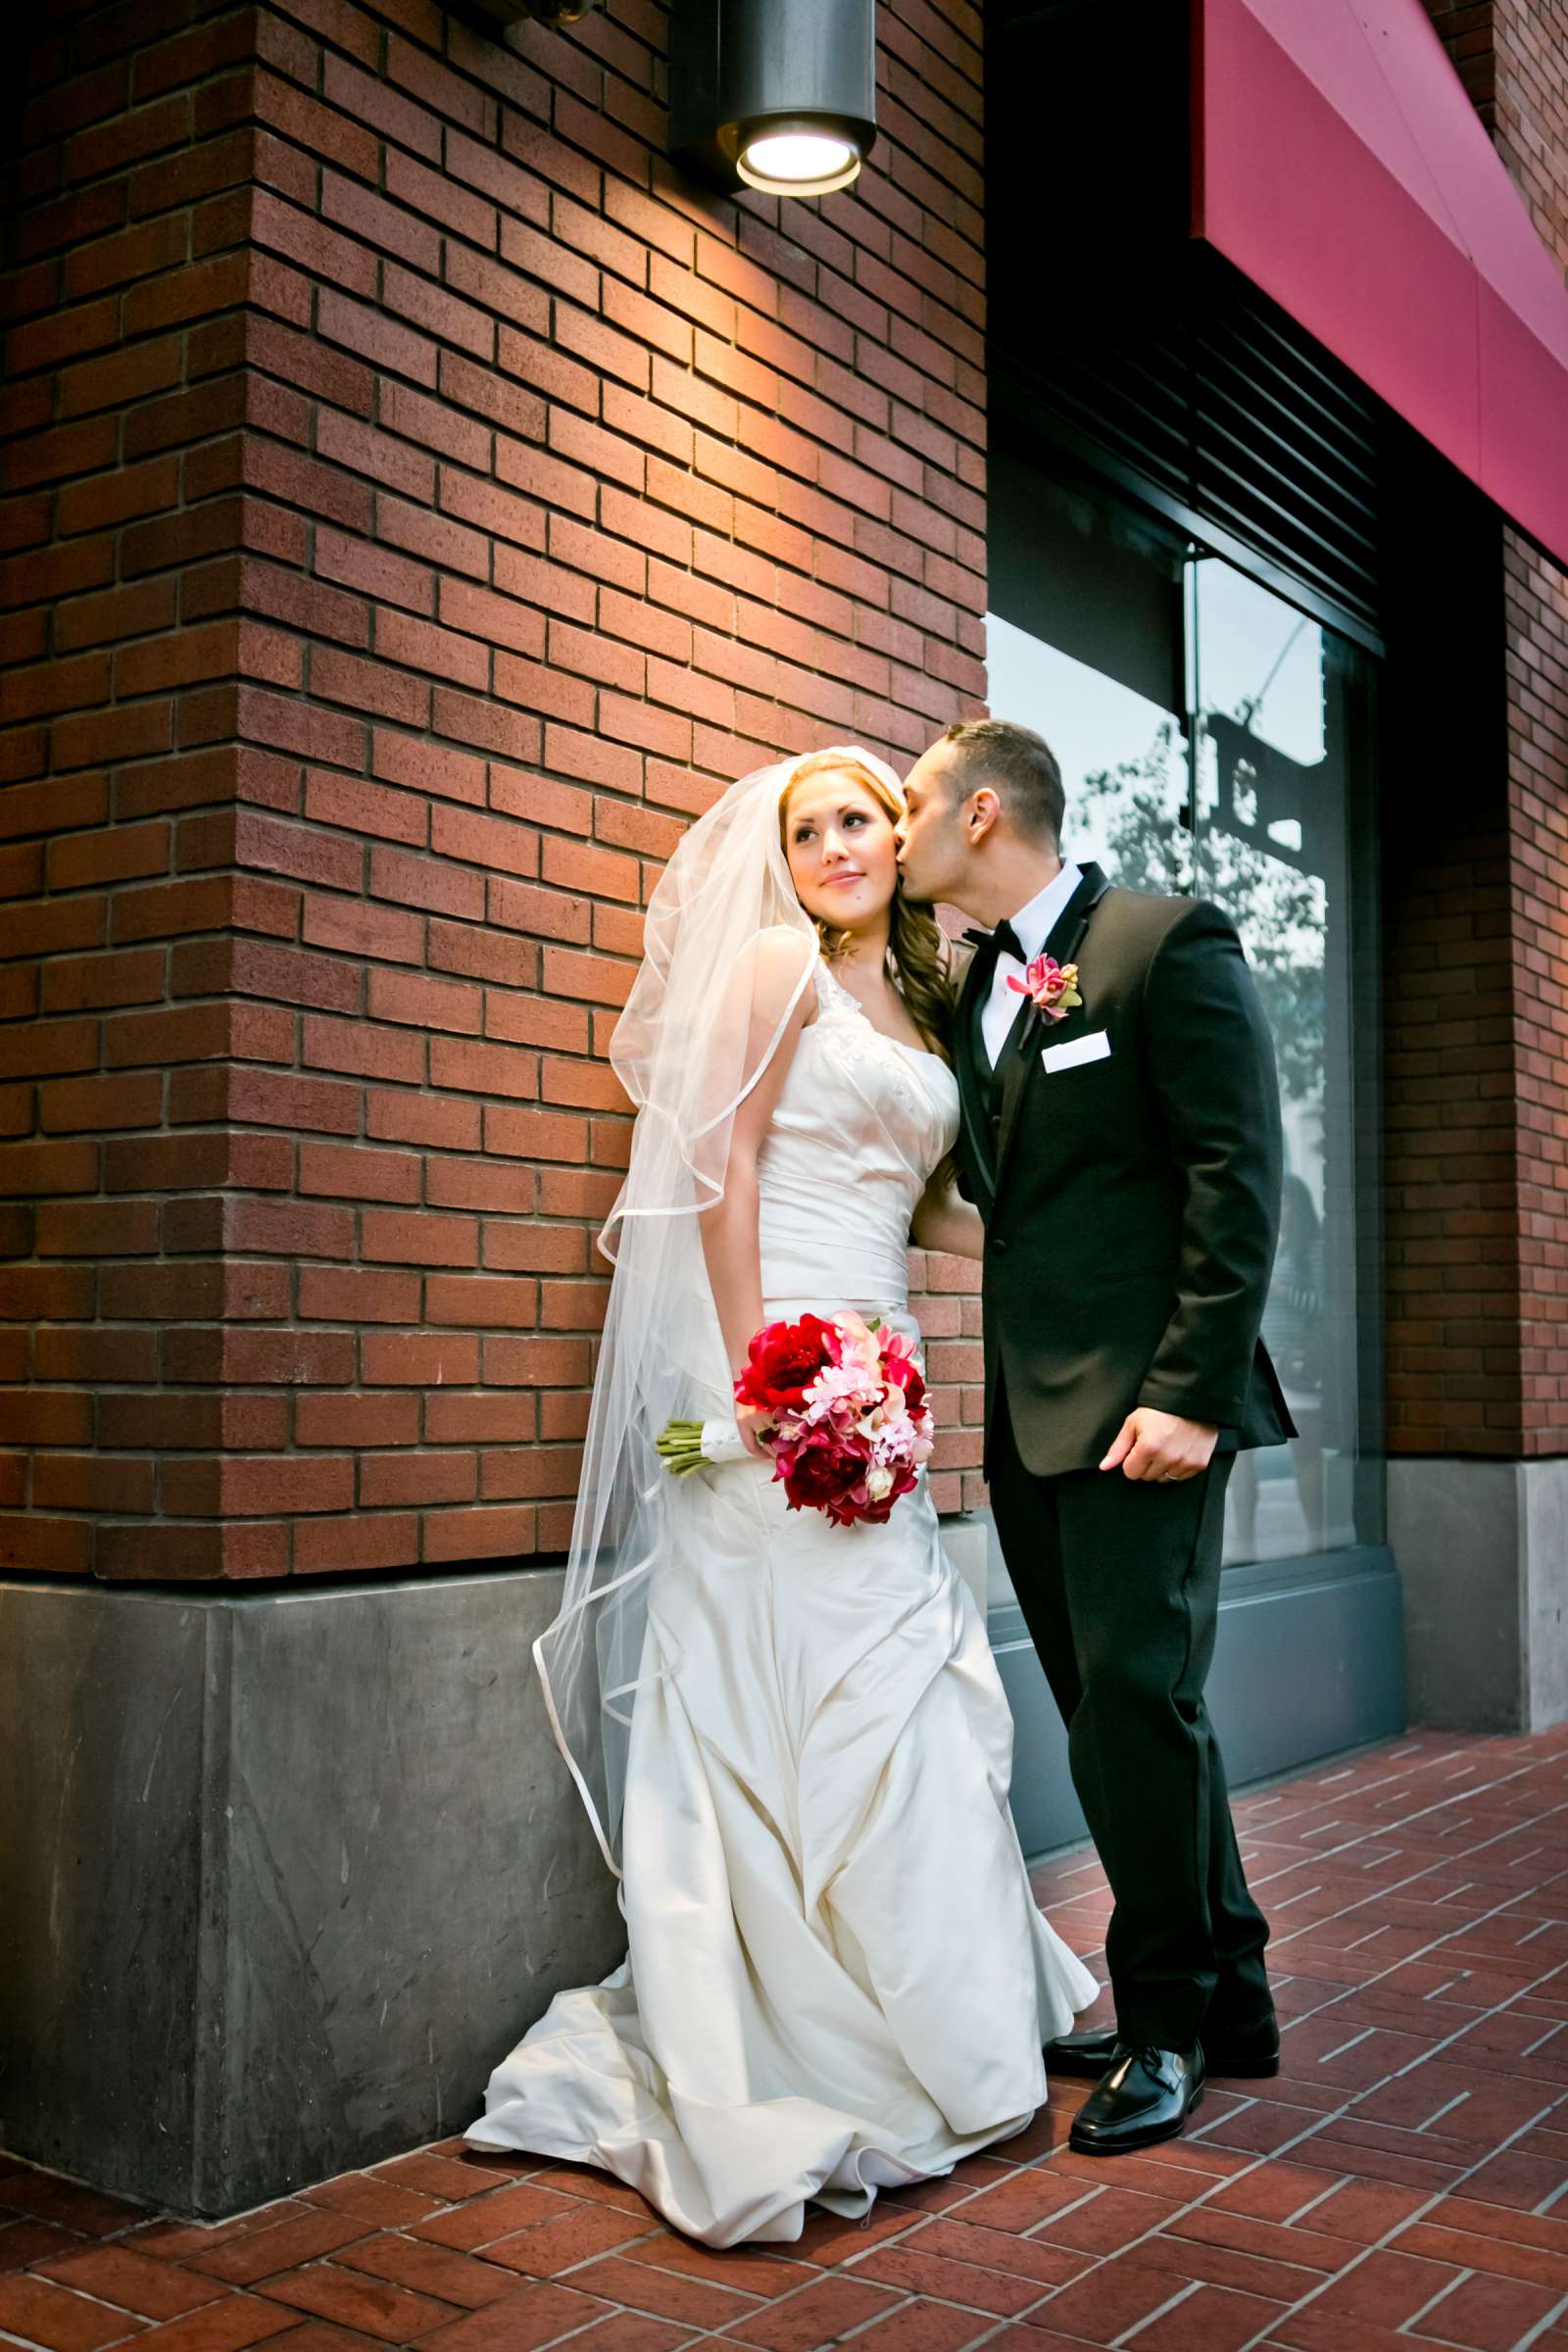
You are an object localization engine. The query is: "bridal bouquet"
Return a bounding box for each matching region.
[656,1311,934,1528]
[744,1309,936,1525]
[653,1307,930,1524]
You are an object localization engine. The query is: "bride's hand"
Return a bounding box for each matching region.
[734,1401,773,1461]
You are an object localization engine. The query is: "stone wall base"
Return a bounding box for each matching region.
[1391,1457,1568,1732]
[0,1568,622,2220]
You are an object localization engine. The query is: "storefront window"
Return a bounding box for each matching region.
[988,459,1381,1566]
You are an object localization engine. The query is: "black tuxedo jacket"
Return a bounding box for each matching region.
[953,861,1296,1482]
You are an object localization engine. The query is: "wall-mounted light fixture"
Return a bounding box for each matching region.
[670,0,876,199]
[466,0,599,24]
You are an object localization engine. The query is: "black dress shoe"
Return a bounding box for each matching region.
[1201,2012,1280,2080]
[1045,2026,1124,2079]
[1068,2044,1204,2155]
[1049,2014,1278,2082]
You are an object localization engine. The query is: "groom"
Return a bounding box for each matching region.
[897,717,1294,2156]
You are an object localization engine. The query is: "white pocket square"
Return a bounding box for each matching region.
[1041,1029,1110,1073]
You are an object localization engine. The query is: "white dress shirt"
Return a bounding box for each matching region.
[980,860,1084,1067]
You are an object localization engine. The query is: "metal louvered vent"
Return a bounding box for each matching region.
[992,254,1386,650]
[993,299,1193,520]
[1192,270,1383,640]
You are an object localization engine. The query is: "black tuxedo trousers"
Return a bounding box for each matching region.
[988,1375,1272,2050]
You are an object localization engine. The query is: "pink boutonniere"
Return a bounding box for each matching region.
[1005,953,1083,1024]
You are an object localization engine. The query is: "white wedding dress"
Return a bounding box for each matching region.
[465,958,1097,2245]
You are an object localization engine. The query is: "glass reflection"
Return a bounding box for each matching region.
[985,518,1375,1568]
[1192,557,1360,1564]
[987,613,1191,894]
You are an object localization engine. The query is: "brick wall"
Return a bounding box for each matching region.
[1,0,987,1581]
[1404,0,1568,1458]
[1379,501,1522,1461]
[1503,527,1568,1449]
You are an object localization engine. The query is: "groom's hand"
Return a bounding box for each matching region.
[1100,1408,1218,1483]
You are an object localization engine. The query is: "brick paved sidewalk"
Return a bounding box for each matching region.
[6,1729,1568,2352]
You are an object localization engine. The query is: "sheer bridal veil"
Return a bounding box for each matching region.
[534,745,908,1876]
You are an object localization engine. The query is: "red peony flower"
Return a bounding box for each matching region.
[776,1426,866,1515]
[734,1313,837,1419]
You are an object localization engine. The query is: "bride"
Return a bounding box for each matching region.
[464,746,1096,2245]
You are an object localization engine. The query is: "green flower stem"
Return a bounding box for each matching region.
[656,1417,710,1476]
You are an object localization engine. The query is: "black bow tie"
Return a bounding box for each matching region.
[961,918,1025,963]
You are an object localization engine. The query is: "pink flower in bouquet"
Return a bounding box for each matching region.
[877,1329,928,1417]
[856,1459,920,1523]
[802,1360,877,1424]
[825,1308,883,1378]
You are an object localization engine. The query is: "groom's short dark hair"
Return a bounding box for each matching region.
[940,719,1065,846]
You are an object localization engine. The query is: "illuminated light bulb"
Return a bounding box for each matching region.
[735,127,861,196]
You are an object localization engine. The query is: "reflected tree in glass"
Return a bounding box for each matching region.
[1076,721,1327,1111]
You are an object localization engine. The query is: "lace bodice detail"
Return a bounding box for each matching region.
[755,959,959,1314]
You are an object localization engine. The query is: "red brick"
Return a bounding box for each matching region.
[424,1501,539,1558]
[31,2242,228,2323]
[429,805,539,880]
[367,1090,482,1152]
[0,2270,157,2349]
[380,381,491,475]
[429,688,543,763]
[377,496,489,582]
[360,1209,476,1268]
[360,1332,481,1387]
[292,1392,420,1448]
[370,731,484,808]
[297,1143,422,1204]
[333,2230,516,2305]
[317,528,434,616]
[360,1451,478,1507]
[486,884,585,945]
[440,475,550,557]
[297,1514,426,1580]
[428,1036,540,1101]
[299,1015,421,1087]
[422,1392,537,1444]
[257,2259,456,2338]
[414,2279,613,2352]
[419,1268,541,1327]
[298,1268,422,1326]
[364,844,478,923]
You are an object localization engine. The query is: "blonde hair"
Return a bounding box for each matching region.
[780,751,956,1064]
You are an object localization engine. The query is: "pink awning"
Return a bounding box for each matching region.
[1194,0,1568,571]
